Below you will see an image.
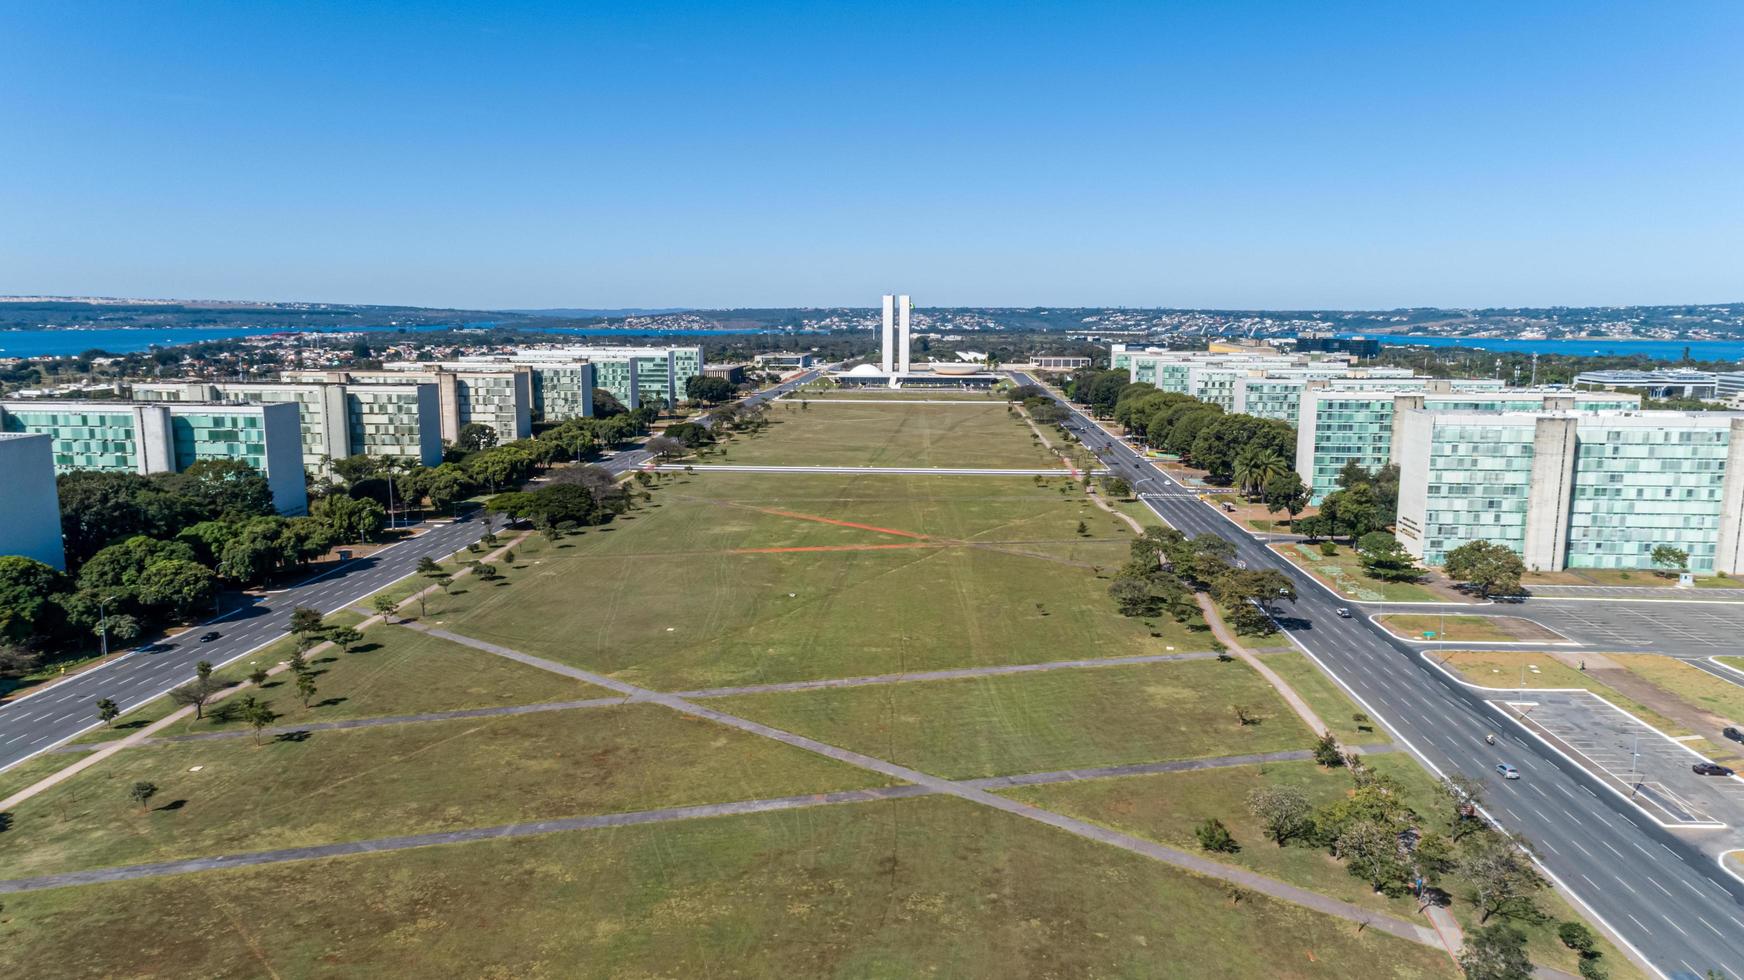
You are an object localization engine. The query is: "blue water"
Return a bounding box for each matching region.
[1340,333,1744,363]
[0,323,806,358]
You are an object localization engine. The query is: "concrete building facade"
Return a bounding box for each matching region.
[132,380,443,473]
[285,367,533,445]
[0,433,67,569]
[1294,384,1640,502]
[880,294,912,374]
[0,400,307,515]
[496,346,703,410]
[1396,410,1744,574]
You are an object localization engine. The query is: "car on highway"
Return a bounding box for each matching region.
[1724,726,1743,744]
[1496,763,1520,780]
[198,631,222,643]
[1335,607,1352,618]
[1692,762,1736,777]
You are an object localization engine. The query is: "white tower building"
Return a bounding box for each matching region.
[897,294,912,373]
[880,294,896,373]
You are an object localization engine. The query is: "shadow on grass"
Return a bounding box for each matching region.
[314,697,348,709]
[274,730,312,743]
[155,799,187,812]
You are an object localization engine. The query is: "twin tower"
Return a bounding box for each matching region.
[880,294,912,374]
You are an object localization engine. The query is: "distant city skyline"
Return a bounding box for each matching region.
[2,3,1740,310]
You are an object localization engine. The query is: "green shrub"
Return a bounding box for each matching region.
[1318,541,1338,557]
[1194,818,1239,853]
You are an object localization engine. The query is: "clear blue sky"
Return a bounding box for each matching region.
[2,2,1740,311]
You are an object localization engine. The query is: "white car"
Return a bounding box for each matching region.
[1496,763,1520,780]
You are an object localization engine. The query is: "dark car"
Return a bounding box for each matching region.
[1724,727,1743,744]
[199,631,222,643]
[1692,763,1735,777]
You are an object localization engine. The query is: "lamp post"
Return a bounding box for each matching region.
[98,594,118,657]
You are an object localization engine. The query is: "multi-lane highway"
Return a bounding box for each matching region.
[0,369,823,778]
[1013,373,1744,980]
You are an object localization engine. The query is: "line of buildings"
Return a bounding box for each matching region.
[0,346,709,569]
[1114,343,1744,576]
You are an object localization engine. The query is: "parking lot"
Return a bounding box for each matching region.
[1382,599,1744,657]
[1495,691,1744,831]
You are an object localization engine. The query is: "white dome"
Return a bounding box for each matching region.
[844,363,885,376]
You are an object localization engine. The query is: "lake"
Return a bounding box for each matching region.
[1340,333,1744,363]
[0,324,807,358]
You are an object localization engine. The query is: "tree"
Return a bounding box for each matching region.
[684,376,735,405]
[287,607,325,637]
[1109,575,1158,617]
[1245,785,1312,846]
[1443,541,1526,599]
[1459,833,1548,923]
[1233,447,1289,500]
[1650,544,1689,576]
[1261,471,1309,523]
[454,422,498,453]
[296,671,318,708]
[0,643,42,682]
[1557,922,1596,956]
[1313,731,1344,767]
[160,458,275,518]
[417,556,442,577]
[1100,476,1131,499]
[1356,531,1421,582]
[1334,819,1409,894]
[645,435,686,460]
[1194,817,1239,853]
[1437,773,1487,839]
[240,695,277,745]
[327,626,363,653]
[1459,924,1533,980]
[1318,482,1381,540]
[169,675,222,720]
[311,494,387,543]
[248,667,269,686]
[135,559,217,620]
[129,780,159,811]
[371,594,399,622]
[0,556,70,645]
[98,612,141,646]
[96,697,120,727]
[472,562,500,581]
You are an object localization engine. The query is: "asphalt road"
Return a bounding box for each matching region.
[1013,373,1744,980]
[1377,599,1744,658]
[0,371,830,778]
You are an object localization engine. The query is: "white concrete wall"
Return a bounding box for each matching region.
[0,434,66,569]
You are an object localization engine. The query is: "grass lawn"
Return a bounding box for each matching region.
[792,388,1004,401]
[1523,567,1744,589]
[71,612,369,745]
[133,625,613,740]
[0,794,1458,980]
[1275,543,1450,603]
[436,473,1203,691]
[0,750,94,802]
[1717,657,1744,676]
[715,400,1060,468]
[0,703,894,879]
[1002,756,1640,979]
[1260,651,1393,745]
[710,659,1316,780]
[1377,614,1564,643]
[1608,654,1744,725]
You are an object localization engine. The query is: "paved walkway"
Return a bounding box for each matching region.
[1194,594,1332,738]
[0,747,1398,895]
[58,650,1220,749]
[1523,584,1744,602]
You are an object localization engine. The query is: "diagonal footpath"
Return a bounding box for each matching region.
[398,625,1444,949]
[0,748,1397,895]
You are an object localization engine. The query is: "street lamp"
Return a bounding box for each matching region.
[98,594,119,658]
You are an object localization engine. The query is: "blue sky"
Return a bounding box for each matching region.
[2,2,1739,310]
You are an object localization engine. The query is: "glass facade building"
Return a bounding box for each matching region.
[1396,410,1744,574]
[0,400,307,515]
[133,380,442,474]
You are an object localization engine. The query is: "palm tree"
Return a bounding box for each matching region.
[1234,446,1288,500]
